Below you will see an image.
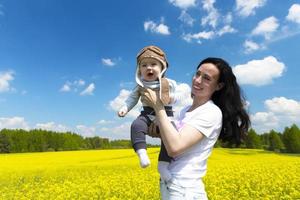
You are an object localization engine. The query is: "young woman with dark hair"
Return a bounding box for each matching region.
[199,57,250,146]
[142,57,250,200]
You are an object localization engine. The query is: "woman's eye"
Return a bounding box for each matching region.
[204,76,210,80]
[203,75,211,81]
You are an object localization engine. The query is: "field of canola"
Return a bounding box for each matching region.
[0,148,299,200]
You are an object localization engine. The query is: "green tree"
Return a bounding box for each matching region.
[268,130,284,152]
[260,133,270,150]
[0,129,10,153]
[110,139,131,149]
[245,129,262,149]
[282,124,300,153]
[101,138,110,149]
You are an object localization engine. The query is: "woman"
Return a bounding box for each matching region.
[142,57,250,200]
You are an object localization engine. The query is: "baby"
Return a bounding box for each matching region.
[118,45,177,181]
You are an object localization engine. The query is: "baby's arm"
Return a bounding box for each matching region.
[118,86,140,117]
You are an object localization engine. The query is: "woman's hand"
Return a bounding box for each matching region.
[142,88,204,157]
[141,88,164,111]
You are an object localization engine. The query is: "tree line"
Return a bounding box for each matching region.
[216,124,300,153]
[0,129,158,153]
[0,124,300,154]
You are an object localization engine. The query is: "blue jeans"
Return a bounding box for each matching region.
[160,177,208,200]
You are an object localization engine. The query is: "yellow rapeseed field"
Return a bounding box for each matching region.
[0,148,299,200]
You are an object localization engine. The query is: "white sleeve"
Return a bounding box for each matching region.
[185,105,222,139]
[119,86,140,112]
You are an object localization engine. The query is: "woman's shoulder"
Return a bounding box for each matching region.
[194,101,222,121]
[205,100,222,113]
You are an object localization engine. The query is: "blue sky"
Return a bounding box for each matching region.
[0,0,300,142]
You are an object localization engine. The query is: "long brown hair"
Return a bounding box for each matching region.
[198,57,251,145]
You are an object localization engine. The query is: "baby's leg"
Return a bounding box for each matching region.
[131,115,151,168]
[158,121,176,181]
[158,141,172,181]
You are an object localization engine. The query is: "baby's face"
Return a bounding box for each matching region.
[139,58,163,82]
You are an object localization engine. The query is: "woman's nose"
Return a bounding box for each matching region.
[194,75,202,83]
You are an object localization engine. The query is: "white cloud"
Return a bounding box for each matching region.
[101,58,116,67]
[217,25,237,36]
[261,25,300,45]
[97,120,114,125]
[110,122,131,135]
[144,21,156,31]
[286,4,300,24]
[265,97,300,121]
[235,0,266,17]
[179,10,195,26]
[223,12,233,24]
[233,56,285,86]
[251,16,279,40]
[76,125,96,137]
[35,122,70,132]
[178,2,237,44]
[60,79,87,93]
[169,0,196,9]
[100,121,132,139]
[251,97,300,133]
[156,24,171,35]
[144,20,171,35]
[110,89,130,109]
[0,117,30,130]
[99,127,110,132]
[181,6,236,44]
[201,0,220,28]
[182,31,215,43]
[243,39,261,53]
[0,71,14,93]
[60,83,71,92]
[251,112,279,133]
[75,79,85,86]
[80,83,95,96]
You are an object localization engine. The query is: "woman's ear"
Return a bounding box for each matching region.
[216,82,224,91]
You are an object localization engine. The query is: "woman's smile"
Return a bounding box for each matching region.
[193,85,202,90]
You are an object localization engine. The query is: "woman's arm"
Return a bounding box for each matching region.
[142,88,204,157]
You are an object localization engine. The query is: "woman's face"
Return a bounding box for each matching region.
[192,63,221,100]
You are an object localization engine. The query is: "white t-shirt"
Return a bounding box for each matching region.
[169,100,222,186]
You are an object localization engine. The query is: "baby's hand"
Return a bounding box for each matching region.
[118,110,127,117]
